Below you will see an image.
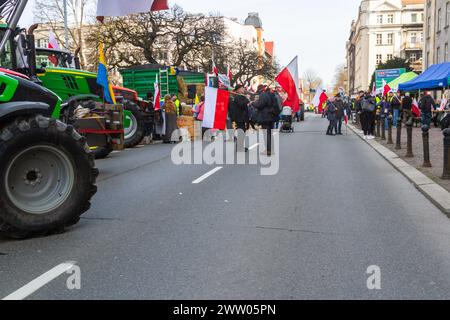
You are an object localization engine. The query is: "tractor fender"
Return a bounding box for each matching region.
[0,102,50,124]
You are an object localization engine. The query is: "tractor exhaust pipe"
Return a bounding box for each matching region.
[74,47,81,70]
[26,23,39,79]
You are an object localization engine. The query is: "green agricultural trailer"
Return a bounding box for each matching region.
[120,64,206,102]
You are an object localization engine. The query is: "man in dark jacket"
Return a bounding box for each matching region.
[230,85,250,131]
[326,99,337,136]
[419,92,435,127]
[334,95,345,135]
[252,85,277,156]
[230,85,250,152]
[389,91,402,128]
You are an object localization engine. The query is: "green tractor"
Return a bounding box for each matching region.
[33,47,147,151]
[0,0,98,239]
[0,23,147,158]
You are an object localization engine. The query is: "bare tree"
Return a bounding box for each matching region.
[86,6,225,71]
[34,0,95,68]
[303,69,322,102]
[333,64,348,93]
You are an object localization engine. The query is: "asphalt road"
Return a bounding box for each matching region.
[2,114,450,300]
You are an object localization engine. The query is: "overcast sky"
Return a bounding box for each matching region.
[22,0,362,85]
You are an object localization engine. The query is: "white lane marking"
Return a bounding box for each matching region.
[2,262,77,301]
[249,143,259,150]
[192,167,223,184]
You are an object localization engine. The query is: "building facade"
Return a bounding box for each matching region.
[346,0,425,94]
[424,0,450,68]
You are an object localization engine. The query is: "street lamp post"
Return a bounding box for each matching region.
[381,115,386,140]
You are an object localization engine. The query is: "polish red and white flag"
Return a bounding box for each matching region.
[275,56,300,113]
[48,31,60,50]
[97,0,168,19]
[382,79,391,96]
[412,98,421,117]
[312,87,328,113]
[202,87,230,130]
[48,32,60,66]
[153,75,161,111]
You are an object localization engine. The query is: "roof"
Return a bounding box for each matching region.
[245,12,262,29]
[265,42,274,57]
[399,63,450,91]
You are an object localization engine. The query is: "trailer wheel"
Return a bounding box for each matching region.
[0,115,98,239]
[93,141,114,160]
[123,100,145,148]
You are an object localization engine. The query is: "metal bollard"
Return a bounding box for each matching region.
[381,115,386,140]
[395,118,402,150]
[387,116,393,145]
[443,129,450,180]
[422,125,432,167]
[376,115,381,138]
[406,119,414,158]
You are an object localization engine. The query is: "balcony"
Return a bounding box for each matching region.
[401,41,423,51]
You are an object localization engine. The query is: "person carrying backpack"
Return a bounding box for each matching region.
[362,92,377,139]
[251,85,281,156]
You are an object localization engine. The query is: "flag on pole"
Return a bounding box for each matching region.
[382,79,391,97]
[312,87,328,113]
[97,0,168,17]
[412,98,421,117]
[202,87,230,130]
[275,56,300,113]
[212,59,218,76]
[97,43,116,104]
[48,31,60,66]
[227,65,232,83]
[195,94,200,105]
[153,75,160,111]
[371,82,376,97]
[344,109,349,125]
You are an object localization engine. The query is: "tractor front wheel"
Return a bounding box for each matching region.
[0,115,98,239]
[123,100,145,148]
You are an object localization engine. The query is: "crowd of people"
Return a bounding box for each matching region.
[321,89,450,139]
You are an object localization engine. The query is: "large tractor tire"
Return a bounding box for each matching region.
[123,100,145,148]
[0,115,99,239]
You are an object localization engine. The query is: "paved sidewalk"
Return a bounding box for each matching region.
[375,124,450,193]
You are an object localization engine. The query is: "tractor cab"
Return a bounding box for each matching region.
[35,47,76,69]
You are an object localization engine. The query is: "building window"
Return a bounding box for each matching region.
[438,8,442,31]
[376,54,382,65]
[437,47,441,63]
[387,33,394,45]
[446,2,449,27]
[409,53,417,63]
[411,13,418,23]
[387,14,394,23]
[427,17,432,36]
[387,54,393,61]
[377,15,383,24]
[376,34,382,45]
[410,32,417,44]
[445,43,449,61]
[426,51,430,68]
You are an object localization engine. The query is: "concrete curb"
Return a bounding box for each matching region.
[347,124,450,216]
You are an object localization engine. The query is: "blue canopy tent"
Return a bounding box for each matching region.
[399,62,450,92]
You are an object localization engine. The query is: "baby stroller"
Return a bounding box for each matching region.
[280,106,294,133]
